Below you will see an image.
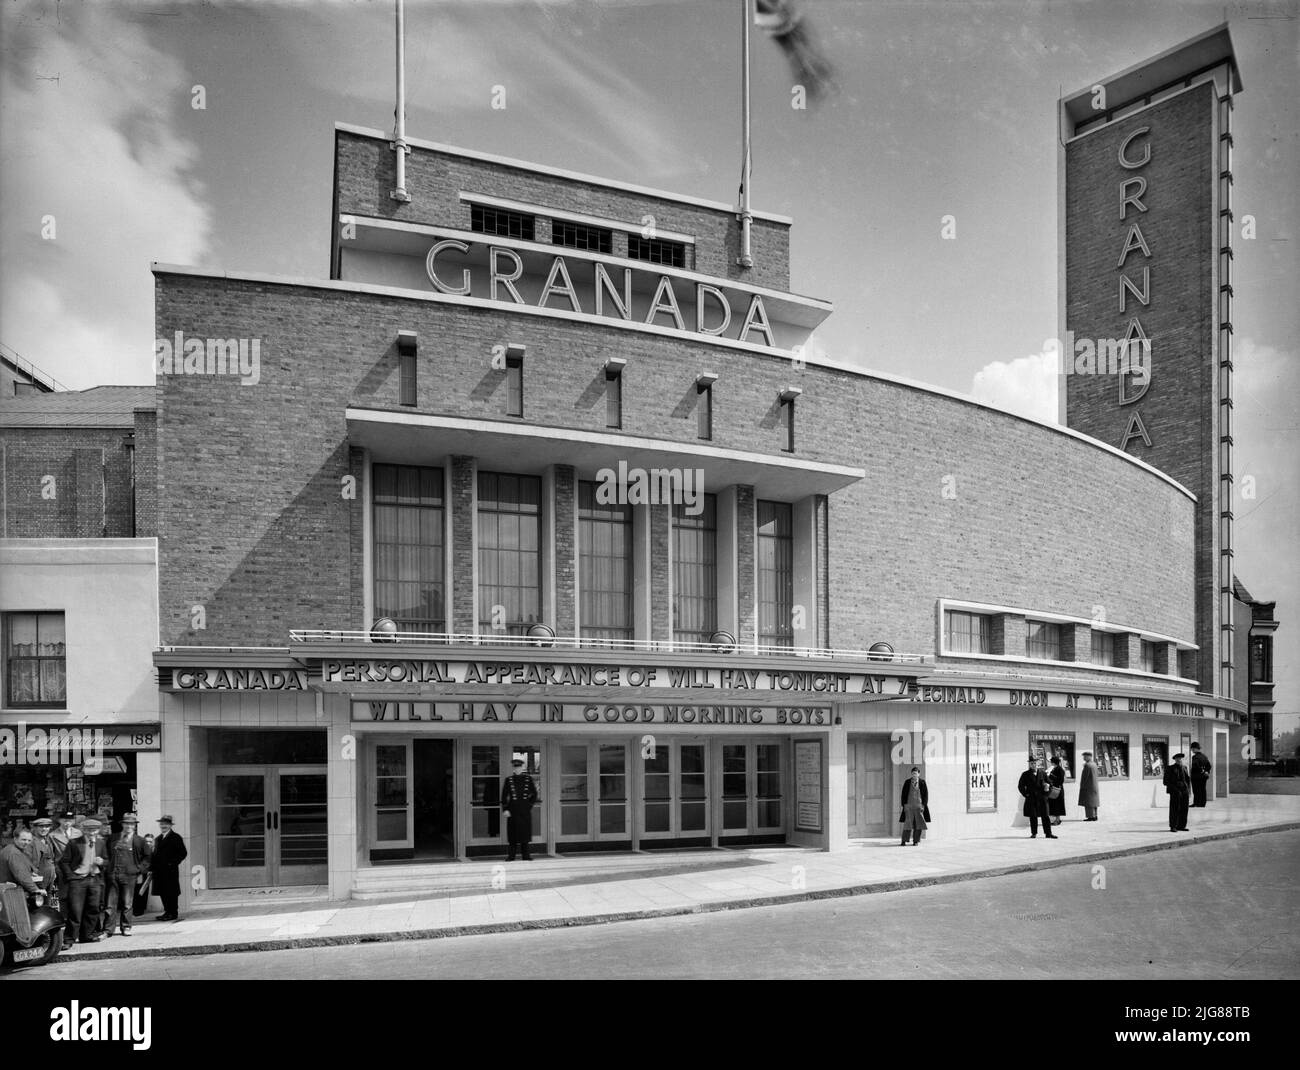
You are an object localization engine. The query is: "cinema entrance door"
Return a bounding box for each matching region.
[847,736,891,838]
[209,766,329,887]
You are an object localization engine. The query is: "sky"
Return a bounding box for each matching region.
[1,0,1296,732]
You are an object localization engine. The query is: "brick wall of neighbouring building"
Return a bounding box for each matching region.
[1,426,140,538]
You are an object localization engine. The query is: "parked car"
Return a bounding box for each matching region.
[0,881,64,968]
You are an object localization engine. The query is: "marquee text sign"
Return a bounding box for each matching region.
[321,659,913,696]
[909,685,1217,719]
[352,700,832,726]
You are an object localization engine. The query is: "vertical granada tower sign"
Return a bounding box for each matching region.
[1059,25,1242,699]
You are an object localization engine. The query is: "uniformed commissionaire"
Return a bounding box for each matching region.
[500,758,539,861]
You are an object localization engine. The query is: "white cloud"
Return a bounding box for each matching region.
[969,347,1060,423]
[0,4,212,388]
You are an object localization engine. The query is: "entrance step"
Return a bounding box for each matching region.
[350,847,808,900]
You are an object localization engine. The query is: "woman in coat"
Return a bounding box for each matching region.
[1077,751,1101,821]
[1047,755,1067,824]
[898,766,930,846]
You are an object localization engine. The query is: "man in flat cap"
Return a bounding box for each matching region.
[0,828,42,895]
[26,817,60,896]
[103,815,151,937]
[58,818,106,944]
[151,815,188,920]
[1189,741,1212,807]
[1164,753,1191,832]
[500,757,539,861]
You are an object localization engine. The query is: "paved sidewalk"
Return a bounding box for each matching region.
[50,795,1300,961]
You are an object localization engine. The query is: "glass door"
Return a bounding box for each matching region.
[211,766,269,888]
[210,765,329,886]
[277,767,327,884]
[641,741,710,841]
[556,742,629,843]
[720,740,787,838]
[371,740,414,851]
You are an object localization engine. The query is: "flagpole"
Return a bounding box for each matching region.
[390,0,411,203]
[739,0,754,269]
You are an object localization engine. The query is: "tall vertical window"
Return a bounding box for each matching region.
[944,611,990,654]
[757,500,793,648]
[1091,630,1115,667]
[605,366,622,429]
[781,396,795,452]
[505,350,524,418]
[372,465,444,633]
[1140,640,1156,673]
[478,472,541,634]
[397,333,417,407]
[4,612,66,708]
[578,481,632,643]
[1250,636,1271,682]
[673,494,717,645]
[697,382,713,440]
[1026,621,1061,660]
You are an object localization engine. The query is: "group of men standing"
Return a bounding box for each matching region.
[1163,742,1213,832]
[0,812,188,945]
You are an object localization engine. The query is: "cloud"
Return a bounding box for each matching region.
[969,346,1060,423]
[0,3,212,388]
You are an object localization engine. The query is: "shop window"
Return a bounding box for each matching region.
[673,494,717,646]
[1029,731,1075,781]
[1091,629,1115,666]
[553,220,612,254]
[578,481,633,643]
[757,500,794,648]
[471,204,535,242]
[628,234,686,269]
[4,611,66,709]
[477,472,542,635]
[1026,621,1061,661]
[373,464,445,634]
[1141,736,1169,779]
[945,610,991,655]
[1092,734,1130,779]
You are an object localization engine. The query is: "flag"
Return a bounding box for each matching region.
[754,0,836,103]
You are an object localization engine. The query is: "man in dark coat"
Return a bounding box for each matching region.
[1189,742,1212,807]
[898,766,930,846]
[103,814,151,937]
[1017,755,1057,839]
[500,758,539,861]
[0,829,42,894]
[151,815,188,920]
[1164,753,1191,831]
[1077,752,1101,821]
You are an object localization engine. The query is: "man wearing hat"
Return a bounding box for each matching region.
[1016,754,1057,839]
[1163,753,1191,832]
[58,818,106,944]
[25,817,60,895]
[500,758,539,861]
[1077,752,1101,822]
[151,815,188,920]
[103,815,151,937]
[1189,741,1212,807]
